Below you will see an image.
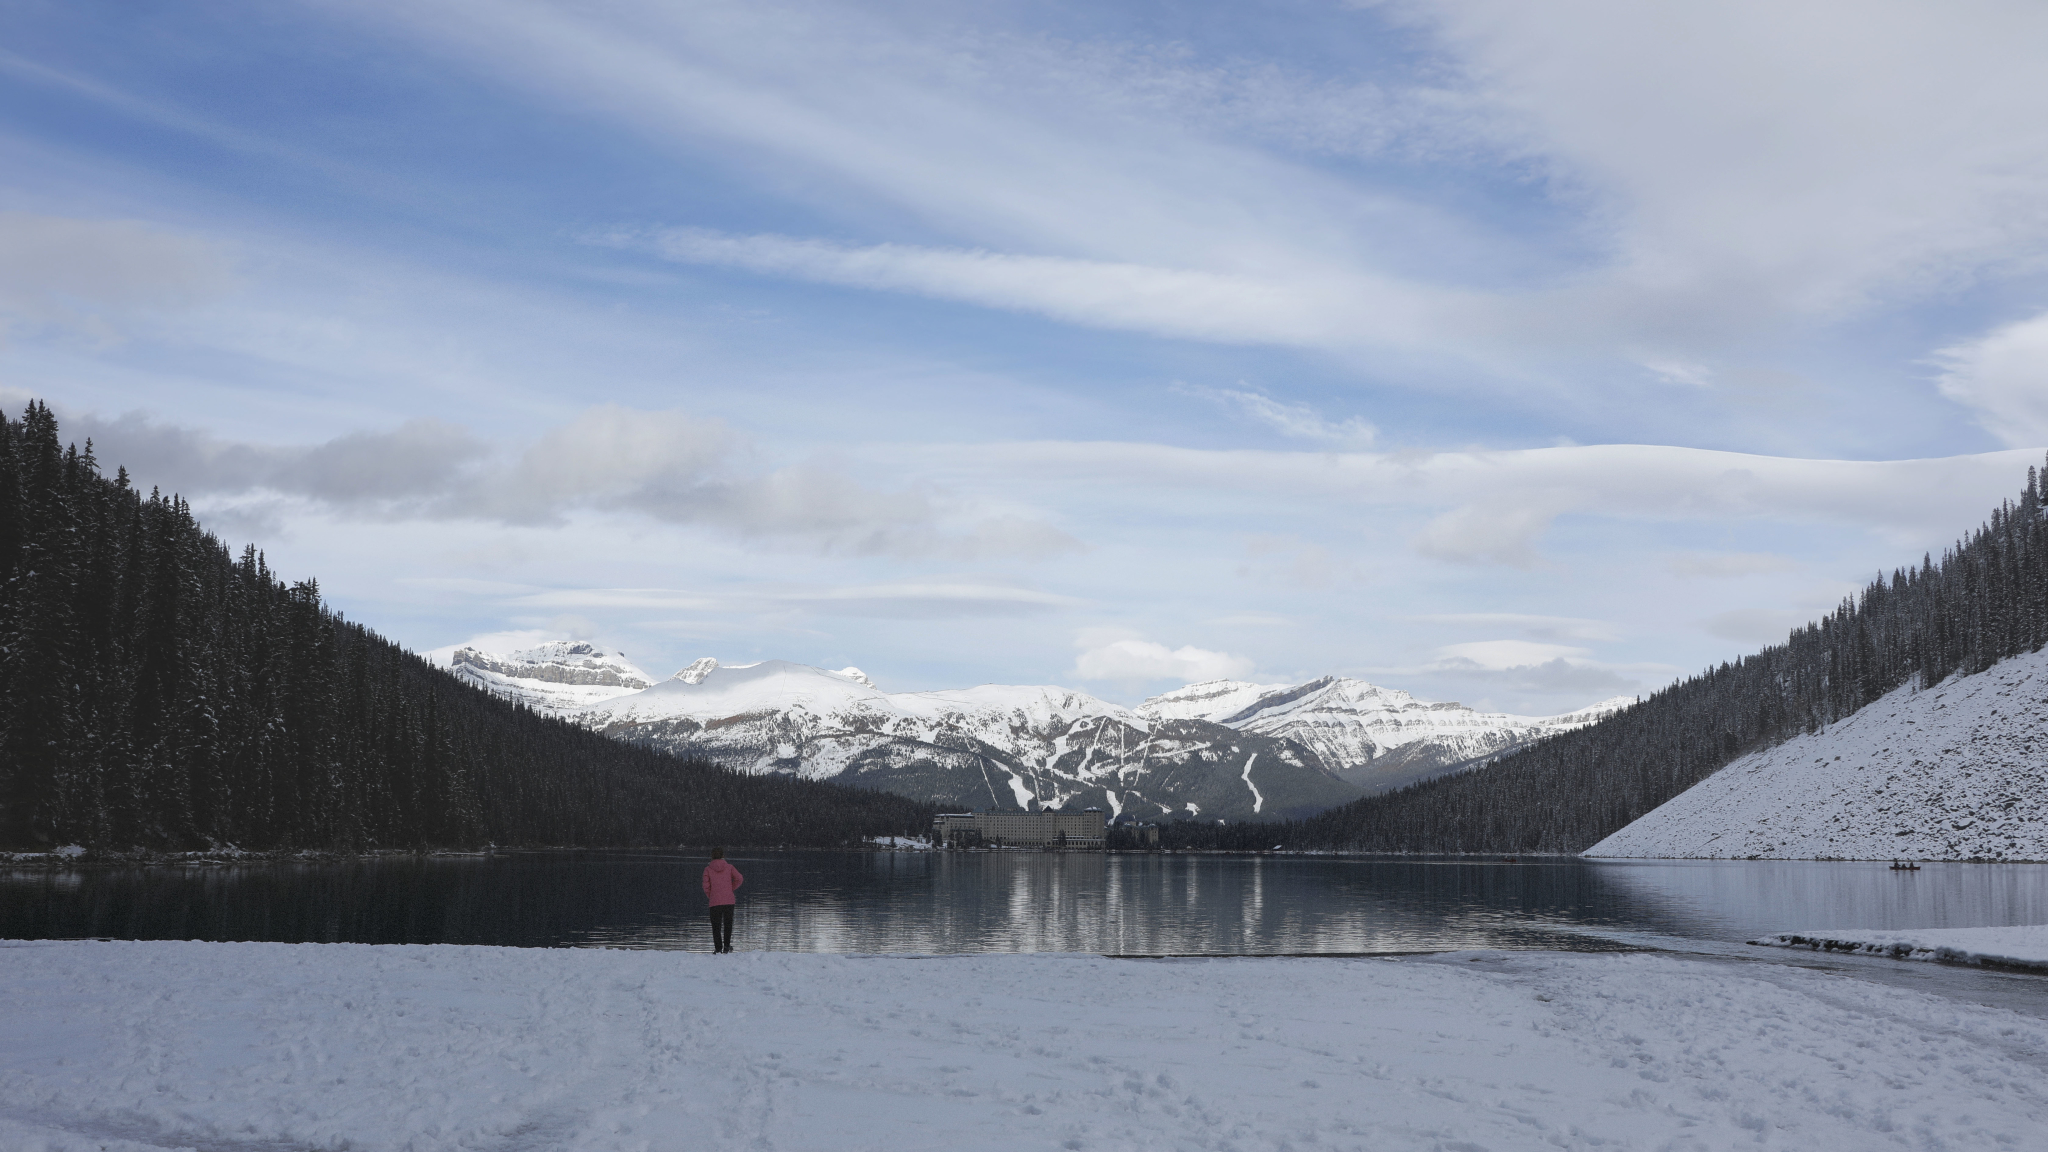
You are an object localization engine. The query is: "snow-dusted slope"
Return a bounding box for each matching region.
[427,640,655,715]
[1142,678,1634,793]
[1587,647,2048,861]
[576,659,1358,820]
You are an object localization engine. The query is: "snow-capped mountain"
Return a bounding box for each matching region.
[432,642,1632,820]
[1141,678,1635,794]
[573,658,1359,821]
[1586,647,2048,861]
[427,640,656,714]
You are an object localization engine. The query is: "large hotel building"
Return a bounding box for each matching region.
[931,809,1107,849]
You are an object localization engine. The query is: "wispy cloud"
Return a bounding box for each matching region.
[924,440,2044,564]
[1934,311,2048,448]
[63,403,1079,560]
[358,0,2048,388]
[0,212,235,342]
[615,228,1429,349]
[1664,552,1801,578]
[1411,613,1619,642]
[1175,383,1376,448]
[1704,607,1814,644]
[1070,628,1253,685]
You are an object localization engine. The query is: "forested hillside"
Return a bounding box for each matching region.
[1163,455,2048,854]
[0,402,933,852]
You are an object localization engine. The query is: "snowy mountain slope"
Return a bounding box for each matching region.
[1141,678,1634,793]
[426,640,656,714]
[1586,647,2048,861]
[573,659,1359,821]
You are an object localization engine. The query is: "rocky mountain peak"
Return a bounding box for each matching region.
[674,657,720,684]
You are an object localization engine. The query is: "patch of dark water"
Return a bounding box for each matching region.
[5,852,2046,965]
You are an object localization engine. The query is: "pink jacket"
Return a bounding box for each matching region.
[702,859,744,906]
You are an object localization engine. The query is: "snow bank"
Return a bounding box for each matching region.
[1587,646,2048,861]
[1752,923,2048,972]
[6,941,2048,1150]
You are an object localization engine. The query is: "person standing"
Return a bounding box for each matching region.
[702,848,744,953]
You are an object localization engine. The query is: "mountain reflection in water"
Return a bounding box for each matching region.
[4,852,2046,955]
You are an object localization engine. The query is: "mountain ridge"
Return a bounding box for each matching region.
[437,646,1626,820]
[569,659,1355,821]
[1140,676,1634,793]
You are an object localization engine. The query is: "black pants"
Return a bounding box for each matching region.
[708,903,735,952]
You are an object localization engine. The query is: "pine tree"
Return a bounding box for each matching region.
[0,402,937,853]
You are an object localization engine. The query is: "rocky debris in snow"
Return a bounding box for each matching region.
[1752,923,2048,973]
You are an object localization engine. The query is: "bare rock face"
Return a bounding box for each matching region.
[1141,678,1634,794]
[673,657,720,684]
[433,641,656,714]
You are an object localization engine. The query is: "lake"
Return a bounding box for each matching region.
[6,850,2048,960]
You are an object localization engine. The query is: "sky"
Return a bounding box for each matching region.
[5,0,2048,713]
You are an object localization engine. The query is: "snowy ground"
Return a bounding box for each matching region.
[1754,923,2048,973]
[1587,647,2048,861]
[6,942,2048,1151]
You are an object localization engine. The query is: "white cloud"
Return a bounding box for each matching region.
[416,580,1084,621]
[64,403,1077,560]
[1412,640,1661,701]
[1412,613,1618,642]
[1176,383,1377,447]
[1934,311,2048,447]
[0,212,234,342]
[1408,0,2048,333]
[358,0,2048,382]
[627,229,1428,349]
[1432,639,1591,671]
[395,577,547,597]
[506,588,724,612]
[1071,632,1253,684]
[1665,552,1801,578]
[1412,502,1559,568]
[770,583,1087,619]
[1704,608,1812,644]
[928,439,2042,562]
[1205,613,1294,628]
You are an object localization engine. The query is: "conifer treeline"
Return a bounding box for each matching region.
[0,403,934,851]
[1163,456,2048,854]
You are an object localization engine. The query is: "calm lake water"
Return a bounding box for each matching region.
[5,850,2047,959]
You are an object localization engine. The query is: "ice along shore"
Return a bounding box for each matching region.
[4,940,2046,1151]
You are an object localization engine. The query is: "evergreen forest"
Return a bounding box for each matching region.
[1162,455,2048,854]
[0,402,935,853]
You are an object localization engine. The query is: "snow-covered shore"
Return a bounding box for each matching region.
[1753,923,2048,973]
[6,942,2047,1150]
[1586,647,2048,861]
